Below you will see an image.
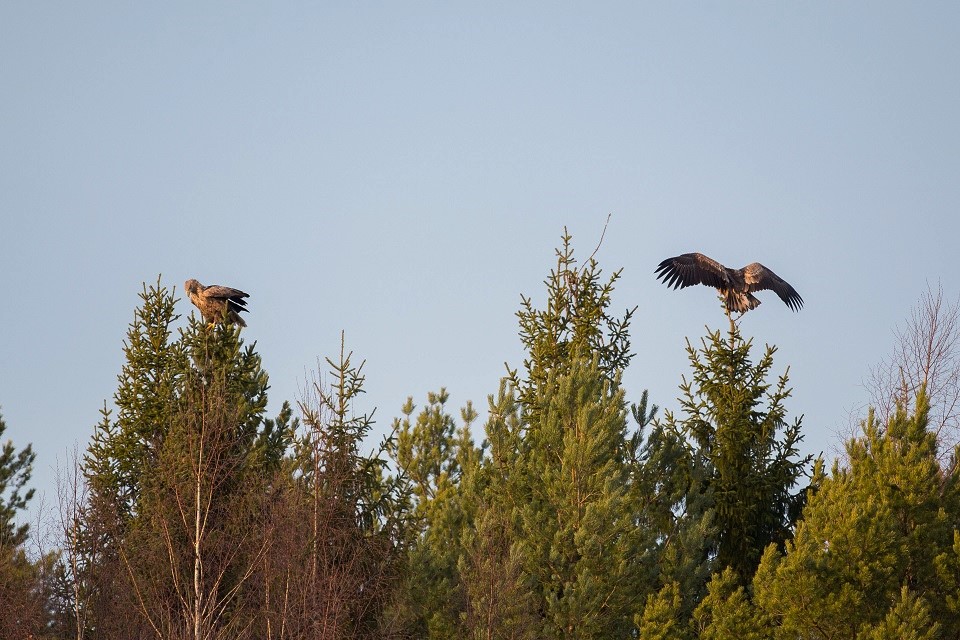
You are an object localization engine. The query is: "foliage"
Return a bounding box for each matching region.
[84,277,186,523]
[754,390,960,638]
[0,409,36,548]
[636,582,688,640]
[508,228,635,423]
[23,246,960,640]
[692,568,769,640]
[660,323,812,582]
[510,351,648,638]
[492,232,653,639]
[0,409,52,638]
[388,389,481,638]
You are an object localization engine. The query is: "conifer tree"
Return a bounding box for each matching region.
[511,350,646,638]
[0,409,35,548]
[459,380,540,640]
[84,277,185,523]
[633,398,715,625]
[860,587,940,640]
[692,568,770,640]
[388,389,481,638]
[636,582,687,640]
[661,322,811,583]
[389,230,656,639]
[508,230,634,417]
[493,231,653,639]
[0,408,50,637]
[117,313,287,639]
[77,278,292,638]
[753,390,960,637]
[260,334,405,639]
[459,497,538,640]
[79,279,187,634]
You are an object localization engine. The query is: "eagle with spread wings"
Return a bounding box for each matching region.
[655,253,803,314]
[184,279,250,326]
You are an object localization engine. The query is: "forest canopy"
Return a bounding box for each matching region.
[2,232,959,639]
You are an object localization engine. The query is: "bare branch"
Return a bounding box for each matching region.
[582,213,613,269]
[866,281,960,457]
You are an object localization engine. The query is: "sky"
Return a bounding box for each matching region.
[2,3,959,527]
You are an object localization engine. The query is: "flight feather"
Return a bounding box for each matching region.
[655,252,802,313]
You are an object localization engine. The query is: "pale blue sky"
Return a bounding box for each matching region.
[2,3,959,523]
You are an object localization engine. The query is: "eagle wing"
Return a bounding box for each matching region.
[202,285,248,298]
[742,263,803,312]
[655,252,730,290]
[202,285,249,304]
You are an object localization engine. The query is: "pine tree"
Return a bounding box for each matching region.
[0,408,49,637]
[459,380,540,640]
[388,388,481,638]
[661,322,811,582]
[692,568,770,640]
[0,409,35,549]
[636,582,688,640]
[859,587,940,640]
[753,390,960,637]
[459,497,538,640]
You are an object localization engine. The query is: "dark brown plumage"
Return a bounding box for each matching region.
[655,252,803,314]
[184,279,250,326]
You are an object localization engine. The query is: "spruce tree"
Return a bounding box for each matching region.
[494,231,653,639]
[263,334,405,638]
[84,277,185,523]
[508,229,634,417]
[633,399,715,625]
[661,322,811,583]
[511,350,646,638]
[78,278,291,637]
[120,312,287,638]
[390,231,657,639]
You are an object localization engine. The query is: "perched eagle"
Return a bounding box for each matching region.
[655,253,803,314]
[184,279,250,326]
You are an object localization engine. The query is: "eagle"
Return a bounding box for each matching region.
[655,253,803,314]
[184,279,250,326]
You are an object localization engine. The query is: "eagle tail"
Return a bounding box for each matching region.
[726,291,761,314]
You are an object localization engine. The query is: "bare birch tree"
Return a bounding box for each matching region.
[867,282,960,458]
[53,446,93,639]
[120,363,271,640]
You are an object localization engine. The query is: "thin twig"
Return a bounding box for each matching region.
[582,213,612,269]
